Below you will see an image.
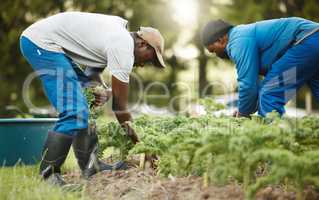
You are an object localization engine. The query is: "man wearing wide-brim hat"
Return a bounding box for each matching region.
[20,11,165,185]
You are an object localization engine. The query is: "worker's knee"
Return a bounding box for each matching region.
[54,106,89,135]
[258,89,285,117]
[74,107,90,129]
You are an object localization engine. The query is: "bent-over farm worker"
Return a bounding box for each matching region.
[20,11,165,185]
[201,17,319,117]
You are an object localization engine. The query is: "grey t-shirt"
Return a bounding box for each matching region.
[22,12,134,83]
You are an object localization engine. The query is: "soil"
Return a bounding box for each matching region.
[64,160,319,200]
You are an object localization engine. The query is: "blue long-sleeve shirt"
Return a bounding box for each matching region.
[226,17,319,115]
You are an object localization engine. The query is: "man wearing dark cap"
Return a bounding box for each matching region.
[20,12,165,185]
[201,18,319,117]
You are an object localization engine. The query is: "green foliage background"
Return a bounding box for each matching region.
[2,0,319,117]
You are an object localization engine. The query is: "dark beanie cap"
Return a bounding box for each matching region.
[201,19,233,46]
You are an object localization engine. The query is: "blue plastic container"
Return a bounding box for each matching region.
[0,118,57,166]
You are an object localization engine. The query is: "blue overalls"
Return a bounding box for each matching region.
[226,17,319,117]
[20,36,92,136]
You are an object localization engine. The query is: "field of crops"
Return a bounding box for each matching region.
[2,112,319,200]
[94,112,319,200]
[0,115,319,200]
[79,87,319,200]
[3,89,319,200]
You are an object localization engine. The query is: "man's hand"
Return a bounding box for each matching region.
[121,121,139,144]
[93,87,112,107]
[84,67,112,107]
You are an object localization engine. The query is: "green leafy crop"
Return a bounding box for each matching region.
[83,91,319,200]
[97,114,319,199]
[83,87,104,122]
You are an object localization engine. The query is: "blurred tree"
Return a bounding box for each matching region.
[0,0,69,117]
[223,0,319,23]
[190,0,229,98]
[198,0,218,98]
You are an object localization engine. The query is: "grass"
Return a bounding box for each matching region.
[0,150,89,200]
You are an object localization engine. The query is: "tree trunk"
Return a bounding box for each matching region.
[198,49,209,98]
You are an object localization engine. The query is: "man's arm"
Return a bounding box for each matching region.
[112,75,157,167]
[111,75,139,144]
[229,38,260,116]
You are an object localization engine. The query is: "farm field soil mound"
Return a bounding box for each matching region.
[82,168,243,200]
[64,166,319,200]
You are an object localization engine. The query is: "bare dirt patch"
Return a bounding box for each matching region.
[64,161,319,200]
[83,168,243,200]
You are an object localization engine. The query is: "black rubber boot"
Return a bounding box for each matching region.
[39,131,74,186]
[72,123,114,179]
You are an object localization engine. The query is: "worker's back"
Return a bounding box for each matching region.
[228,17,319,73]
[22,12,134,69]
